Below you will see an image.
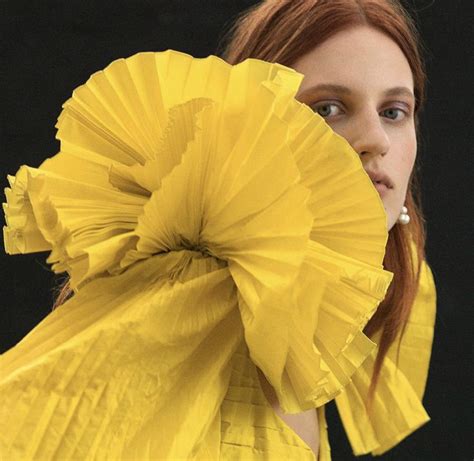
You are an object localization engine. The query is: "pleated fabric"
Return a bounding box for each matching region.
[333,251,437,458]
[0,50,435,460]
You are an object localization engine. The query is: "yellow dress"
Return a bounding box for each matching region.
[1,50,436,460]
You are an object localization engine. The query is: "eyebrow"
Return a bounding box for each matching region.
[299,83,415,101]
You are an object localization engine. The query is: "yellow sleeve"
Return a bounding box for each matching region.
[334,257,437,456]
[0,252,245,460]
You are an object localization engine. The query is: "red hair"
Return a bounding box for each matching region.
[216,0,429,414]
[52,0,429,415]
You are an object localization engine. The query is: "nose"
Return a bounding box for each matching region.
[349,111,390,159]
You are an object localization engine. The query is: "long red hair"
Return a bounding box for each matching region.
[215,0,429,414]
[51,0,429,415]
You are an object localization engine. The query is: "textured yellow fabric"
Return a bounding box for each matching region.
[213,253,436,461]
[332,254,437,458]
[0,50,434,460]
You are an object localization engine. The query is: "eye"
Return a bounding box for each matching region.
[310,102,343,118]
[382,107,408,121]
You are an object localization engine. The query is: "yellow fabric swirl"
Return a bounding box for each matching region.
[1,50,409,460]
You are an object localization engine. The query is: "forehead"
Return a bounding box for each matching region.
[293,25,414,97]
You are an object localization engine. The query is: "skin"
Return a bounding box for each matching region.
[258,25,418,459]
[292,25,417,231]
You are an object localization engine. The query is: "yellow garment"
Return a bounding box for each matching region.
[327,256,436,459]
[216,253,436,461]
[0,51,435,460]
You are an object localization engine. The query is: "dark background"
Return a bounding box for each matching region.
[0,1,472,459]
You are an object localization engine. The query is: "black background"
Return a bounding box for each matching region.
[0,1,472,459]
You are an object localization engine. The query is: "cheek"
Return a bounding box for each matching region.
[402,149,416,181]
[397,134,417,187]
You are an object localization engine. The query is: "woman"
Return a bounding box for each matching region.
[213,0,437,459]
[0,1,434,461]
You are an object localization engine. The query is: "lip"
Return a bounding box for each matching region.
[365,169,394,191]
[372,181,390,197]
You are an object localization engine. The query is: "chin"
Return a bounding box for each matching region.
[383,200,400,232]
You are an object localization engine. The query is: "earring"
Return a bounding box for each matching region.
[397,205,410,225]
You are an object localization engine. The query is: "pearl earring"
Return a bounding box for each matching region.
[397,205,410,225]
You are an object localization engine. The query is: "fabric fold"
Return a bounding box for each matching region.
[0,251,243,459]
[242,239,393,414]
[334,258,437,456]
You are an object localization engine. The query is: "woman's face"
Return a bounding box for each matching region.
[292,25,417,231]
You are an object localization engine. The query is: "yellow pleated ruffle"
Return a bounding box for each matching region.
[333,248,437,457]
[1,50,396,459]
